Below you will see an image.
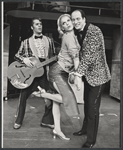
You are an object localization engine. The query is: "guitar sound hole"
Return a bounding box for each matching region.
[15,65,25,68]
[24,74,31,83]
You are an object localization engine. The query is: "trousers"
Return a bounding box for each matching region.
[15,67,54,125]
[81,76,105,144]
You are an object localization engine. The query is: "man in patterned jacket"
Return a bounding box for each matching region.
[71,10,111,148]
[13,17,55,130]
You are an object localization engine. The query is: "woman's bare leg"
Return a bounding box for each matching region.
[51,82,68,137]
[52,101,61,132]
[34,82,63,103]
[41,93,62,103]
[52,101,68,137]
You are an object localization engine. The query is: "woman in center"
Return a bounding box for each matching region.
[38,14,82,140]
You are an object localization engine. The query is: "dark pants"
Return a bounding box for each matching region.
[15,66,54,126]
[82,77,105,144]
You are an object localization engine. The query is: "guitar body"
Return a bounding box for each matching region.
[7,56,57,89]
[8,58,44,89]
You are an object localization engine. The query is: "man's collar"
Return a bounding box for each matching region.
[33,34,43,39]
[79,22,86,32]
[74,22,90,35]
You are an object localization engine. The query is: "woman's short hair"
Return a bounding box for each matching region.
[57,14,71,38]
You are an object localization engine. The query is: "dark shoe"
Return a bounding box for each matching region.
[13,123,21,129]
[73,130,87,136]
[82,142,94,148]
[40,123,54,129]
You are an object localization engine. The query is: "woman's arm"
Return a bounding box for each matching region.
[74,57,79,71]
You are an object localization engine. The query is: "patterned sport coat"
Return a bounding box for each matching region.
[15,35,55,63]
[76,23,111,86]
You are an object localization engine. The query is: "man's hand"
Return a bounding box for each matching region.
[23,58,34,68]
[74,75,82,91]
[69,72,75,84]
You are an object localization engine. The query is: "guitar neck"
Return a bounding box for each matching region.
[37,56,57,68]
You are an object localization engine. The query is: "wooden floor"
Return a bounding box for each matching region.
[2,93,120,148]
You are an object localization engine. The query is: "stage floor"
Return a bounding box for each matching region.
[2,93,120,148]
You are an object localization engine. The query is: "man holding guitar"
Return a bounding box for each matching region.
[13,17,56,129]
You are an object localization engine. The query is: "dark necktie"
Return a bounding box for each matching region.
[35,35,43,39]
[75,22,90,46]
[79,31,83,39]
[76,30,83,45]
[79,30,83,34]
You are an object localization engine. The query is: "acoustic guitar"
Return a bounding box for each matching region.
[7,56,57,89]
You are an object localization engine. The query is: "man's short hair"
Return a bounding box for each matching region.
[31,17,42,26]
[73,9,86,19]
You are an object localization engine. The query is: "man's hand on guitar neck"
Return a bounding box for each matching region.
[23,57,35,68]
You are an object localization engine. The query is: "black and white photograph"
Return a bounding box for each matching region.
[2,1,121,148]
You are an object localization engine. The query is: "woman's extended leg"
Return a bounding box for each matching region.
[33,82,63,103]
[52,101,61,133]
[52,100,70,140]
[50,81,70,140]
[41,93,62,103]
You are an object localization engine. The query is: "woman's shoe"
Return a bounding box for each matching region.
[31,91,42,97]
[52,129,70,141]
[37,86,46,93]
[32,86,46,97]
[13,123,21,129]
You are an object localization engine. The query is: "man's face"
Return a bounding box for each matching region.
[31,19,42,34]
[71,11,85,31]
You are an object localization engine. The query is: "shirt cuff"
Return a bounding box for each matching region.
[74,72,82,77]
